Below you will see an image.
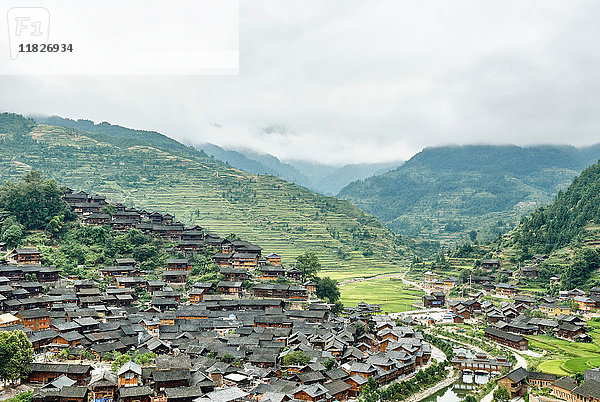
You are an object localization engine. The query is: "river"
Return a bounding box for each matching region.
[422,371,490,401]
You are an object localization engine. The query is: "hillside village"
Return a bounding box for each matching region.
[0,118,600,401]
[1,180,600,401]
[0,183,445,402]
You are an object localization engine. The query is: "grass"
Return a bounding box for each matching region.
[339,277,424,312]
[538,360,568,376]
[0,121,438,281]
[528,332,600,375]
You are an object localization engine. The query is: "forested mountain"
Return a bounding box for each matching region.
[0,113,433,279]
[512,160,600,255]
[339,144,600,244]
[495,159,600,290]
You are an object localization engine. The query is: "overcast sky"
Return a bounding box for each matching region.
[2,0,600,164]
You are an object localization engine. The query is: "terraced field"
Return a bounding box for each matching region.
[0,116,435,280]
[530,328,600,375]
[340,277,424,312]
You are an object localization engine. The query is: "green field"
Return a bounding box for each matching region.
[0,115,437,281]
[529,332,600,375]
[340,277,424,312]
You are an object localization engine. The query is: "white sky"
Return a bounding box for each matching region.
[2,0,600,164]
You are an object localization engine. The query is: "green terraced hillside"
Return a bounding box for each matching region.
[0,113,434,279]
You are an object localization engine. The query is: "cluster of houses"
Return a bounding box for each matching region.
[496,366,600,401]
[423,256,562,299]
[440,292,593,351]
[2,286,435,402]
[0,190,441,402]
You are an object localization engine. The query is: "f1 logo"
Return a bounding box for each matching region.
[7,7,50,60]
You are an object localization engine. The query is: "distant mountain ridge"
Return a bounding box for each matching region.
[196,143,402,195]
[339,144,600,244]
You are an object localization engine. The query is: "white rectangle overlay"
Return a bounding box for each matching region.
[1,0,239,75]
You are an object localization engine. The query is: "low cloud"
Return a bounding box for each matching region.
[1,0,600,164]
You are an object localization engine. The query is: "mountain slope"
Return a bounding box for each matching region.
[1,113,433,279]
[196,143,313,188]
[196,144,402,195]
[339,144,600,244]
[512,160,600,255]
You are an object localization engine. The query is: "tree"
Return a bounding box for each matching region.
[0,330,33,383]
[323,358,336,371]
[282,351,310,366]
[469,230,477,242]
[574,372,584,385]
[463,395,477,402]
[111,352,132,373]
[295,251,321,281]
[0,171,73,230]
[562,248,600,290]
[226,233,241,241]
[1,216,23,248]
[134,351,156,366]
[332,301,344,314]
[316,277,340,303]
[493,385,510,402]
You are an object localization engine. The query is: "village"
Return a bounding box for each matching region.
[414,256,600,401]
[1,189,600,402]
[0,190,440,402]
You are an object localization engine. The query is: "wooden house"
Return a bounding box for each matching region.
[293,384,329,402]
[265,253,282,265]
[217,281,242,296]
[259,266,286,280]
[189,288,204,304]
[550,376,578,401]
[481,259,500,269]
[484,327,528,350]
[72,203,101,215]
[89,370,117,402]
[118,361,142,387]
[83,213,111,225]
[495,283,517,297]
[520,266,539,278]
[219,267,250,281]
[8,248,41,265]
[28,363,92,385]
[497,367,528,399]
[17,308,50,331]
[118,386,153,402]
[423,292,445,308]
[344,374,368,398]
[231,253,258,269]
[152,369,191,391]
[162,270,190,285]
[166,259,192,271]
[575,296,596,312]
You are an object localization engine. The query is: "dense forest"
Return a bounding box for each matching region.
[512,160,600,254]
[339,144,600,244]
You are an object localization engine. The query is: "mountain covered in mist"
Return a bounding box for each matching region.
[196,143,402,195]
